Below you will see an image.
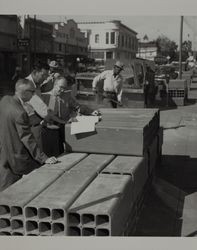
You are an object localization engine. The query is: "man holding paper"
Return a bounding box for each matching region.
[42,76,100,155]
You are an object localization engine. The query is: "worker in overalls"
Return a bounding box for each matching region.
[92,61,124,108]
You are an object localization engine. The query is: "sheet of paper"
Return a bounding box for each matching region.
[76,115,99,123]
[70,116,99,135]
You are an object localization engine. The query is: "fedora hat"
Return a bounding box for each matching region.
[49,60,59,68]
[114,61,124,70]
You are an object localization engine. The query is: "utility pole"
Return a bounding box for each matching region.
[179,16,183,79]
[33,15,37,66]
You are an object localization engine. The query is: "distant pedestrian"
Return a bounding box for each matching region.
[92,61,124,108]
[40,60,61,93]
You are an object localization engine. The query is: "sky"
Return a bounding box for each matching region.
[37,15,194,45]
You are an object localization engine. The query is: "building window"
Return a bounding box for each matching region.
[121,35,124,47]
[95,34,99,43]
[106,51,113,59]
[125,36,127,48]
[91,51,104,59]
[111,32,115,44]
[106,32,109,44]
[59,43,62,51]
[70,28,75,38]
[129,37,131,48]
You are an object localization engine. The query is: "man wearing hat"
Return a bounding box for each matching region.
[92,61,124,108]
[40,60,61,93]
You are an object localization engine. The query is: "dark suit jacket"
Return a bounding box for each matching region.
[0,95,48,191]
[42,92,93,122]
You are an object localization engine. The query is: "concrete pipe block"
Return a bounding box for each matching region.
[12,232,24,236]
[69,174,134,236]
[10,206,23,219]
[65,109,159,156]
[0,170,64,222]
[0,218,11,232]
[82,227,95,236]
[81,214,95,227]
[52,223,65,236]
[39,222,52,236]
[68,212,81,227]
[0,231,11,235]
[40,153,88,172]
[25,220,39,235]
[0,205,10,219]
[38,208,51,221]
[68,226,81,236]
[24,207,38,221]
[52,209,65,222]
[96,214,110,227]
[70,154,115,174]
[96,228,110,236]
[11,219,23,230]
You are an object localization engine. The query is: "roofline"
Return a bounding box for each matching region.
[77,20,137,35]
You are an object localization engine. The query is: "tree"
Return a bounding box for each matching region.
[155,35,178,61]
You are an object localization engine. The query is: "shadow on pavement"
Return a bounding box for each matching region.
[134,155,197,237]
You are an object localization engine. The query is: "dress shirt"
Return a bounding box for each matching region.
[92,70,123,101]
[26,74,48,118]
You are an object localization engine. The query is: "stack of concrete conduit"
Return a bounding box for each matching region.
[168,79,187,106]
[0,108,163,236]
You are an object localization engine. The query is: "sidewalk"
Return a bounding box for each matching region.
[134,89,197,236]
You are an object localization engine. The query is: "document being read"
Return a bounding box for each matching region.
[71,115,99,135]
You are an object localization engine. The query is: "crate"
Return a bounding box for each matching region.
[168,89,185,98]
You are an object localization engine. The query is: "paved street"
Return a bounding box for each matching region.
[134,79,197,236]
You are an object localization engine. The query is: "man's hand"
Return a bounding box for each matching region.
[68,117,78,123]
[45,157,58,164]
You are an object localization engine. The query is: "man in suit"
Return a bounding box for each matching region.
[25,61,64,150]
[41,76,100,156]
[0,79,58,192]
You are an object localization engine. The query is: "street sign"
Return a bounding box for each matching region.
[17,38,30,47]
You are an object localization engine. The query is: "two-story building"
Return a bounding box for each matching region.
[0,15,18,80]
[49,19,88,66]
[77,20,138,64]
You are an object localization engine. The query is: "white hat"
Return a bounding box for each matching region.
[49,60,59,68]
[114,61,124,70]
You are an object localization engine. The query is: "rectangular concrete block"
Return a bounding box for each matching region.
[38,153,88,172]
[68,174,134,236]
[0,170,64,223]
[65,109,160,156]
[101,155,149,202]
[70,154,115,173]
[24,154,114,235]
